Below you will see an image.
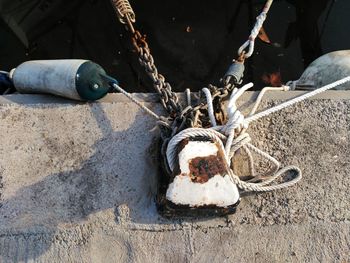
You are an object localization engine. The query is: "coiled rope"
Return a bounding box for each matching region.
[114,75,350,192]
[165,76,350,192]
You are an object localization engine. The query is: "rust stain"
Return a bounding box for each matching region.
[170,139,190,179]
[258,27,271,44]
[188,154,226,183]
[262,71,282,87]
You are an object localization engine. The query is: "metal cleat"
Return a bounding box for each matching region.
[157,136,240,218]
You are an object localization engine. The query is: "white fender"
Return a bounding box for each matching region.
[10,59,87,100]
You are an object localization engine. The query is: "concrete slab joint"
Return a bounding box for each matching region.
[0,91,349,262]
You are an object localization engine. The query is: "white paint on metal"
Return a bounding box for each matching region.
[166,141,240,207]
[166,174,240,207]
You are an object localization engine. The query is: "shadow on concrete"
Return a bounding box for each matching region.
[0,100,171,262]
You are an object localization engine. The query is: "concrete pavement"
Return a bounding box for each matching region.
[0,91,349,262]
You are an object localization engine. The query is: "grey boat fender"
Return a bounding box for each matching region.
[296,50,350,90]
[9,59,112,101]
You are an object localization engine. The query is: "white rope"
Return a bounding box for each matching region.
[166,76,350,192]
[238,0,273,58]
[185,88,191,107]
[113,74,350,192]
[249,86,290,116]
[246,76,350,123]
[112,83,160,120]
[202,87,217,126]
[0,70,10,75]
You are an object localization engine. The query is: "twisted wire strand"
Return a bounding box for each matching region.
[111,75,350,192]
[111,0,136,24]
[112,83,160,120]
[166,89,297,192]
[106,0,348,193]
[238,0,273,58]
[166,76,350,192]
[246,76,350,123]
[202,88,217,126]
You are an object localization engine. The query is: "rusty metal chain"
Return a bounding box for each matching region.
[131,31,182,117]
[187,50,247,128]
[111,0,182,118]
[110,0,246,132]
[110,0,249,174]
[129,28,189,167]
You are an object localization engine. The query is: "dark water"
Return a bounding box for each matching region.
[0,0,348,94]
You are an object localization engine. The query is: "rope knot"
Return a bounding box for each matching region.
[166,82,303,193]
[222,109,245,136]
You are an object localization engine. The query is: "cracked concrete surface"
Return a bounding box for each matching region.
[0,91,349,262]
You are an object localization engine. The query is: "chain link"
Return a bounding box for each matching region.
[131,30,182,117]
[111,0,244,133]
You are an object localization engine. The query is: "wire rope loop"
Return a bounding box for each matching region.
[237,0,273,59]
[238,40,255,58]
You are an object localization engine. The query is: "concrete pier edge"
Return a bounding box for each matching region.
[0,91,349,262]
